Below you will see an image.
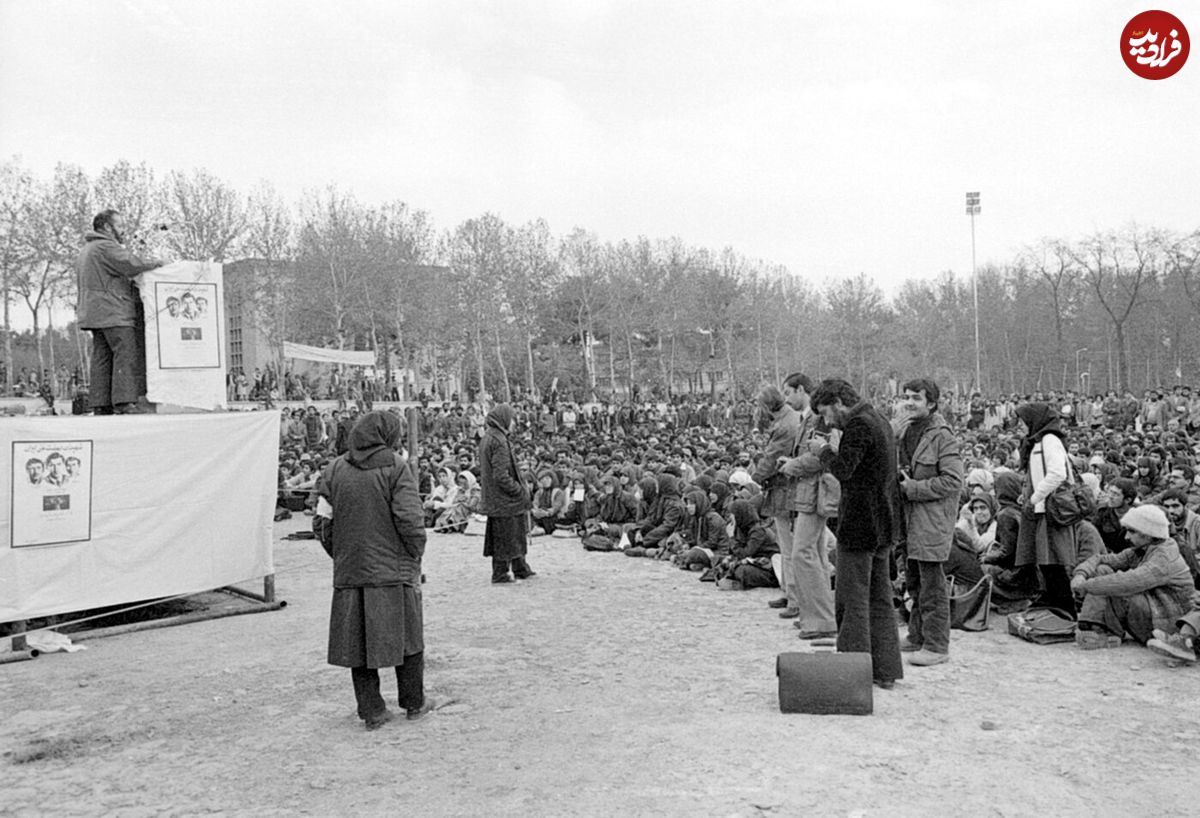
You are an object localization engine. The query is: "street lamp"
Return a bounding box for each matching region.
[965,192,981,392]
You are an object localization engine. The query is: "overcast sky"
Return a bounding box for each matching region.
[1,1,1196,291]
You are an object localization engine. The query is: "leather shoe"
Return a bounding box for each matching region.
[874,679,896,690]
[406,697,440,721]
[514,571,537,580]
[778,607,800,619]
[796,629,838,640]
[900,640,921,652]
[114,402,150,414]
[491,575,513,584]
[767,598,789,609]
[364,709,395,730]
[907,649,950,666]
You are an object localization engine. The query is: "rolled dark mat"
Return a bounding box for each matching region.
[776,652,873,715]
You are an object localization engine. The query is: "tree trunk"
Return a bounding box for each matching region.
[46,305,56,394]
[2,266,11,392]
[656,335,669,397]
[493,327,510,402]
[525,330,536,401]
[31,306,44,374]
[724,330,735,401]
[625,331,635,397]
[470,325,486,402]
[1114,322,1129,392]
[607,338,616,399]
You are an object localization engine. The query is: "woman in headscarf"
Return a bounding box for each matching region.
[1013,402,1079,615]
[478,404,536,583]
[318,410,434,729]
[675,488,733,570]
[437,470,479,534]
[530,467,567,535]
[712,498,780,589]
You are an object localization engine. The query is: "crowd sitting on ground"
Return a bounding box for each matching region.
[272,379,1200,667]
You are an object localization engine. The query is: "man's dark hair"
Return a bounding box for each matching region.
[93,209,120,232]
[902,377,941,411]
[810,378,860,410]
[1159,489,1189,506]
[783,372,814,394]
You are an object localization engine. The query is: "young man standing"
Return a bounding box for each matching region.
[778,372,837,639]
[895,378,964,667]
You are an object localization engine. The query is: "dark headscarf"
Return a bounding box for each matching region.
[1016,402,1065,469]
[994,471,1023,507]
[730,499,757,535]
[638,476,658,507]
[684,488,711,517]
[346,410,402,469]
[486,403,515,434]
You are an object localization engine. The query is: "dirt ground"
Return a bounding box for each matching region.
[3,516,1197,817]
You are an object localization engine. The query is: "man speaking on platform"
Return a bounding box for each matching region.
[76,209,163,414]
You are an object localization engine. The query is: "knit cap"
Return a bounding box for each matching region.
[1119,505,1169,540]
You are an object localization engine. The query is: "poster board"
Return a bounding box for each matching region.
[0,412,279,623]
[138,262,227,409]
[10,440,93,547]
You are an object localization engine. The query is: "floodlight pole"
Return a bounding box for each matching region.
[966,193,982,392]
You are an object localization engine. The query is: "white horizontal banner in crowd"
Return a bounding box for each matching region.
[0,411,279,622]
[139,261,228,410]
[282,342,376,367]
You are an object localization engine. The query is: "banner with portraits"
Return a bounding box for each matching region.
[0,412,279,623]
[10,440,93,548]
[138,262,227,409]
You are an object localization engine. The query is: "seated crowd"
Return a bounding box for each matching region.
[277,380,1200,667]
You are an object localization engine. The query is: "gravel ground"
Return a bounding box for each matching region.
[2,516,1197,817]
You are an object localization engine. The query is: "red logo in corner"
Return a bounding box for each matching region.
[1122,10,1189,79]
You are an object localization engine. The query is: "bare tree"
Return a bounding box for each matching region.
[1072,227,1162,392]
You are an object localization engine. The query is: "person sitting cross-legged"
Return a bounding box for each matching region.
[1071,505,1195,650]
[711,498,781,589]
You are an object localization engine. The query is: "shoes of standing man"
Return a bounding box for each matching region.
[114,402,150,414]
[906,649,950,666]
[778,607,800,619]
[796,629,838,640]
[514,571,537,580]
[406,697,440,721]
[767,598,789,609]
[364,709,395,731]
[899,639,921,653]
[491,575,513,584]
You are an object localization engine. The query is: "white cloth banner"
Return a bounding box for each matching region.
[282,342,375,367]
[0,412,279,622]
[138,262,227,410]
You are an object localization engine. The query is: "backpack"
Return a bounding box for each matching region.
[1007,607,1077,644]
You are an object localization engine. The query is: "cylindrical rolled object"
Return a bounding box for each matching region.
[0,650,37,665]
[776,652,874,715]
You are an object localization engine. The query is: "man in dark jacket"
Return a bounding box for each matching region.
[810,378,904,689]
[75,209,163,414]
[318,410,433,729]
[478,403,536,583]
